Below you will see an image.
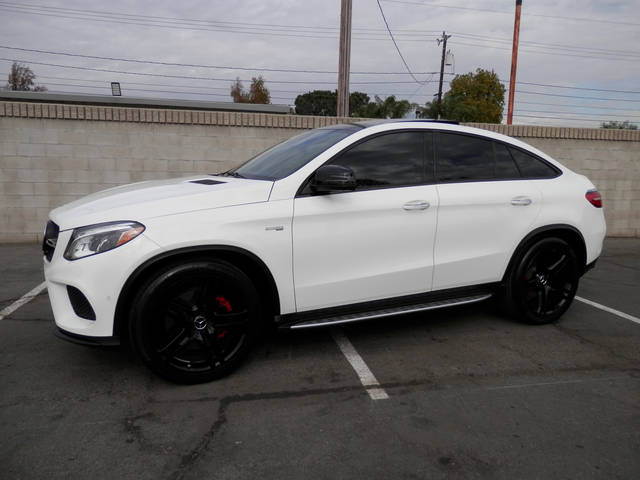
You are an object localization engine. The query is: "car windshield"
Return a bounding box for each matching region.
[227,124,360,181]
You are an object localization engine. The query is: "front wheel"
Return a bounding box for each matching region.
[129,259,260,384]
[505,237,579,325]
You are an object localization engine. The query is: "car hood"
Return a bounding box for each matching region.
[50,175,273,231]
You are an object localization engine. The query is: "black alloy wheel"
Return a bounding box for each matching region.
[506,237,579,324]
[129,259,260,384]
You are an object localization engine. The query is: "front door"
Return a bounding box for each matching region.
[292,130,438,312]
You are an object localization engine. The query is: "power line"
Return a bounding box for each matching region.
[515,109,640,119]
[32,75,409,96]
[450,40,640,62]
[0,0,441,34]
[450,31,640,58]
[0,3,443,42]
[2,1,637,60]
[0,57,432,85]
[517,90,640,103]
[33,73,640,98]
[0,45,447,76]
[4,60,640,106]
[375,0,425,85]
[515,100,640,112]
[513,114,638,124]
[32,76,436,100]
[381,0,640,27]
[514,82,640,95]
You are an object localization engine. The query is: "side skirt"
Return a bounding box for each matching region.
[277,284,498,330]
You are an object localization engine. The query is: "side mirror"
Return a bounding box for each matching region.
[310,165,357,194]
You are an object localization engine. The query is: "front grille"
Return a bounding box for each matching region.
[42,221,59,261]
[67,286,96,321]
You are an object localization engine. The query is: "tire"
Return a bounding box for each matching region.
[129,259,260,384]
[504,237,579,325]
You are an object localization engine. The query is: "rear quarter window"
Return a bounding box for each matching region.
[508,147,560,179]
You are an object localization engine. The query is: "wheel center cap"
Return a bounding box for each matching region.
[193,315,208,330]
[536,273,548,286]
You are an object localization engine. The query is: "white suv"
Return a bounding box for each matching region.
[43,121,606,383]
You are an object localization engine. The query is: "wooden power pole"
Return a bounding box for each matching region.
[507,0,523,125]
[436,31,451,119]
[337,0,352,118]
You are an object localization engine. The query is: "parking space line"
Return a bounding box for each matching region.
[0,282,47,321]
[331,328,389,400]
[575,296,640,325]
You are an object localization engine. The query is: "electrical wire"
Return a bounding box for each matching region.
[512,114,639,124]
[449,40,640,63]
[0,57,433,85]
[515,109,640,119]
[381,0,640,27]
[450,31,640,58]
[517,90,640,103]
[0,3,442,42]
[0,0,441,34]
[0,45,445,75]
[375,0,427,85]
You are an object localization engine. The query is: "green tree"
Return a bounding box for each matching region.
[230,75,270,104]
[601,120,637,130]
[294,90,337,116]
[294,90,372,117]
[361,95,414,119]
[349,91,371,117]
[6,62,47,91]
[421,68,504,123]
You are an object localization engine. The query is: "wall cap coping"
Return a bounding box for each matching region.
[1,100,638,141]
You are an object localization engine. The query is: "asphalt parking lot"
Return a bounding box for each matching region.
[1,239,639,479]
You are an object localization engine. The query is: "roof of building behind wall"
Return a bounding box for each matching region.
[0,90,292,114]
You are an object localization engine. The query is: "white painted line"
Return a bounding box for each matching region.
[0,282,47,321]
[575,296,640,326]
[331,328,389,400]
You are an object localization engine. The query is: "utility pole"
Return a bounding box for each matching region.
[507,0,522,125]
[436,31,451,119]
[337,0,352,118]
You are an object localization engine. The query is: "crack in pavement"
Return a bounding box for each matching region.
[164,367,639,480]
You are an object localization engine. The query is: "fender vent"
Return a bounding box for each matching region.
[189,179,225,185]
[67,286,96,321]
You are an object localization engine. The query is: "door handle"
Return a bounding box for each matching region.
[403,200,430,211]
[511,196,532,206]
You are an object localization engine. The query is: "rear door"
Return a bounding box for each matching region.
[292,130,439,312]
[433,132,543,290]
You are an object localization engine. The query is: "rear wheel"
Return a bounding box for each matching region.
[129,259,260,384]
[505,237,579,324]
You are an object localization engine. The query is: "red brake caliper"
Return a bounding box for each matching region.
[215,296,232,338]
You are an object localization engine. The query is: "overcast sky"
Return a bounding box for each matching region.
[1,0,639,127]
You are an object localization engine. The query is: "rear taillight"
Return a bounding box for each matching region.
[585,189,602,208]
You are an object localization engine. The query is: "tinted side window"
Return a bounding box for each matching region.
[330,131,424,190]
[436,133,494,182]
[509,147,560,179]
[494,142,521,179]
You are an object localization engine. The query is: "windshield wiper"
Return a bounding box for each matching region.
[218,170,245,178]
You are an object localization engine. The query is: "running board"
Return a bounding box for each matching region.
[288,293,492,330]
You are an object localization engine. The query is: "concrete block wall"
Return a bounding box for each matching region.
[1,101,639,241]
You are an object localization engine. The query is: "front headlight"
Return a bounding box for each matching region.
[64,221,145,261]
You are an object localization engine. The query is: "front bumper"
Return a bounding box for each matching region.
[44,230,161,338]
[54,326,120,347]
